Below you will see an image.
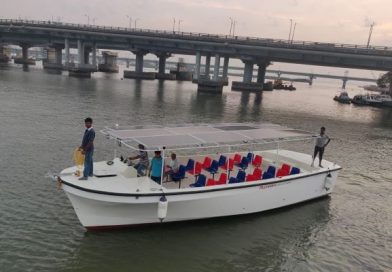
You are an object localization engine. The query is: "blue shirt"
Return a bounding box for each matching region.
[81,127,95,151]
[150,157,163,177]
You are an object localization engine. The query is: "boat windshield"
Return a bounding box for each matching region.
[101,123,313,152]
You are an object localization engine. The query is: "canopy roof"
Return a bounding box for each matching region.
[102,123,312,151]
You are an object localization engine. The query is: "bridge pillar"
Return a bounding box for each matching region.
[193,51,201,82]
[213,54,220,80]
[43,44,64,71]
[135,51,145,73]
[55,47,62,65]
[342,78,348,89]
[84,47,92,65]
[155,52,175,80]
[98,51,119,73]
[92,43,97,67]
[243,60,254,83]
[204,54,211,78]
[256,63,267,84]
[309,75,314,86]
[14,44,35,68]
[64,38,70,67]
[68,40,97,78]
[222,56,229,80]
[77,40,84,65]
[0,46,10,63]
[231,58,263,92]
[123,50,155,80]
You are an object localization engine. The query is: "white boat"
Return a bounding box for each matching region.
[56,123,341,230]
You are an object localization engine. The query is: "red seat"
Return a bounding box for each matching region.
[246,168,262,181]
[188,161,202,175]
[221,158,234,171]
[281,163,291,175]
[216,173,227,185]
[201,157,212,170]
[252,155,263,168]
[233,154,242,164]
[276,169,288,178]
[206,178,216,186]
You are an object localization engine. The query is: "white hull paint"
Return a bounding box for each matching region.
[62,167,339,230]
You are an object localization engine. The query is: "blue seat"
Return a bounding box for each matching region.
[185,159,195,171]
[172,165,186,181]
[290,167,300,175]
[229,171,246,183]
[237,157,249,170]
[266,165,276,177]
[262,172,274,180]
[190,174,206,187]
[246,152,253,163]
[218,155,227,167]
[207,160,219,173]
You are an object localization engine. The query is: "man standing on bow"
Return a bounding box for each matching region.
[311,126,331,168]
[79,117,95,180]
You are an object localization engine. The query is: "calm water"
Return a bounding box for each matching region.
[0,64,391,272]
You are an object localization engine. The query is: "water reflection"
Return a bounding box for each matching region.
[58,198,331,272]
[189,92,226,120]
[236,92,263,122]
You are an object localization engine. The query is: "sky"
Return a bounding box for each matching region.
[2,0,392,46]
[1,0,391,78]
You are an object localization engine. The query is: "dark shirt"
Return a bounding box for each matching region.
[81,128,95,151]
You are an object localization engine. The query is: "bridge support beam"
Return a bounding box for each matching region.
[0,46,10,63]
[342,78,348,89]
[193,51,201,82]
[222,56,229,81]
[243,60,254,83]
[92,43,97,67]
[43,44,64,71]
[309,75,314,86]
[69,40,97,78]
[64,38,70,67]
[155,52,175,80]
[196,54,226,93]
[213,54,220,80]
[257,63,267,84]
[204,54,211,79]
[135,51,145,73]
[14,44,35,68]
[231,58,263,92]
[124,50,155,80]
[84,47,92,65]
[98,51,119,73]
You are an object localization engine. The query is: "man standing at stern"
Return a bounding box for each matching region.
[79,117,95,180]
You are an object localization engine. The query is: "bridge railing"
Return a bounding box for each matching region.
[1,18,392,57]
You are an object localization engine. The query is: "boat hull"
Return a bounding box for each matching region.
[62,169,339,230]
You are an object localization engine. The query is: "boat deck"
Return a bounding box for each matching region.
[59,150,338,195]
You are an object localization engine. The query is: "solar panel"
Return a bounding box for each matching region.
[103,123,311,150]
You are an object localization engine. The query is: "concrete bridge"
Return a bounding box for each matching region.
[0,18,390,91]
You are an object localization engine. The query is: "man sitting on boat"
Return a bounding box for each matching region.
[164,153,179,181]
[128,144,149,176]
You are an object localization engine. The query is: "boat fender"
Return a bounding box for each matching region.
[158,196,168,222]
[324,172,333,191]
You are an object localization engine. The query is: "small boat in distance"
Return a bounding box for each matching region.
[333,91,351,104]
[55,123,341,230]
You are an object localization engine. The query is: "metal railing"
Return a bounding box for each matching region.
[1,18,392,56]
